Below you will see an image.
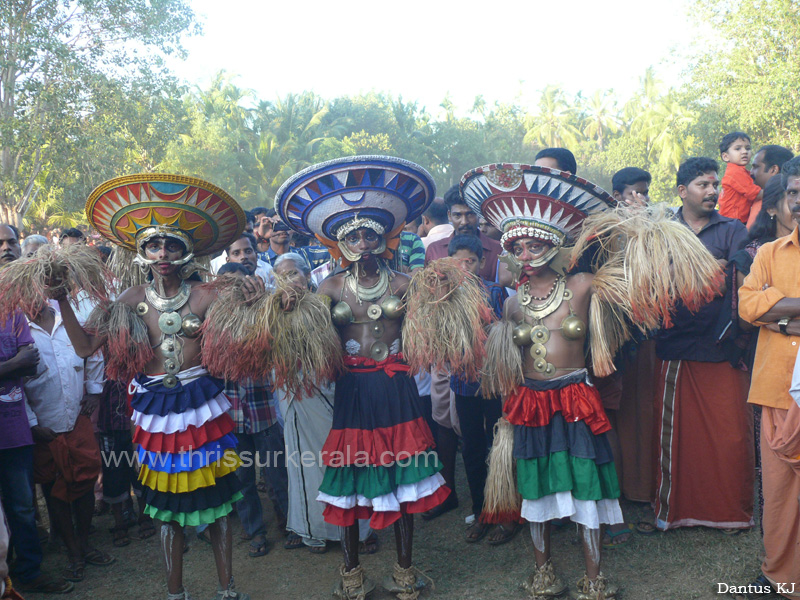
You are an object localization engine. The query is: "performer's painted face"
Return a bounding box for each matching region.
[144,236,186,276]
[512,237,554,275]
[343,227,381,260]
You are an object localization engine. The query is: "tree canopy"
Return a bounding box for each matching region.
[2,0,797,230]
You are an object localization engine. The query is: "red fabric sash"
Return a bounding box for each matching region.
[344,353,410,377]
[504,380,611,435]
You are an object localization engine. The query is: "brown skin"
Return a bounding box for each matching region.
[747,176,800,323]
[226,236,258,275]
[613,181,650,207]
[736,190,794,331]
[750,150,781,189]
[60,235,84,247]
[448,203,479,237]
[478,217,502,241]
[500,237,604,579]
[54,236,263,596]
[0,224,21,265]
[534,157,566,171]
[273,259,310,291]
[316,227,413,572]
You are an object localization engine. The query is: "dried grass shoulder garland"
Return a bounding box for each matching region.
[480,320,523,398]
[86,301,153,382]
[0,244,114,322]
[201,274,272,381]
[403,258,494,380]
[260,286,344,398]
[571,204,722,376]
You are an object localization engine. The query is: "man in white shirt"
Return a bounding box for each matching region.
[420,198,453,249]
[25,301,111,584]
[210,232,274,287]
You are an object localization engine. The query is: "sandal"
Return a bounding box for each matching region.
[603,523,634,548]
[358,532,379,555]
[283,532,304,550]
[487,522,521,546]
[138,517,156,540]
[83,548,116,567]
[464,520,491,543]
[248,536,269,557]
[19,574,74,594]
[62,560,86,582]
[112,526,131,548]
[635,520,659,535]
[308,543,328,554]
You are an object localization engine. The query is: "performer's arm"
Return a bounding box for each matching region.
[55,294,112,358]
[739,250,800,324]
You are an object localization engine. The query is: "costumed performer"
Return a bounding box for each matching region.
[51,175,256,600]
[461,164,721,600]
[275,156,450,600]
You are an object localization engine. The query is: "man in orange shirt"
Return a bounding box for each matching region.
[719,132,762,224]
[739,155,800,598]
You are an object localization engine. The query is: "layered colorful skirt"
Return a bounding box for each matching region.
[506,370,623,529]
[317,354,450,529]
[130,366,243,526]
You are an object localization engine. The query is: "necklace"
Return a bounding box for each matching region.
[346,267,389,304]
[145,280,190,312]
[518,276,566,321]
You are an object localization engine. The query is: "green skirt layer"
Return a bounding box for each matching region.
[144,492,244,526]
[319,451,441,499]
[516,451,620,502]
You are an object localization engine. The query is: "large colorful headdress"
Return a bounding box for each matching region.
[276,156,435,266]
[461,164,614,252]
[86,174,246,259]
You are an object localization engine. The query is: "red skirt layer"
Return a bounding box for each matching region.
[133,413,235,453]
[322,484,451,529]
[321,417,435,467]
[504,380,611,435]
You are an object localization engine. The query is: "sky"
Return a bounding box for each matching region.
[166,0,693,118]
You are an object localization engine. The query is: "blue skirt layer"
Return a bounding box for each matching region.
[513,413,614,465]
[130,374,225,417]
[137,433,238,473]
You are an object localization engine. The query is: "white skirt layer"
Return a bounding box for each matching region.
[132,394,231,434]
[317,472,445,513]
[520,492,623,529]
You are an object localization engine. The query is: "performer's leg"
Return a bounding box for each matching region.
[207,516,233,589]
[394,513,413,569]
[530,521,551,567]
[159,521,184,595]
[578,525,601,580]
[341,523,360,571]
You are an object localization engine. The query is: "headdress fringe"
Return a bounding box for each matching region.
[481,417,522,524]
[571,205,722,376]
[402,258,493,380]
[86,301,153,382]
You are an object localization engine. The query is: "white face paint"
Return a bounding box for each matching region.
[580,525,601,566]
[530,522,546,553]
[160,524,175,577]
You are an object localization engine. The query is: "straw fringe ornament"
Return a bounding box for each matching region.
[403,258,493,380]
[201,275,271,381]
[571,204,722,376]
[260,287,344,397]
[481,320,523,398]
[481,417,522,524]
[86,302,153,382]
[0,244,114,322]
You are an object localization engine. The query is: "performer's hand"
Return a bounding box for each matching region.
[242,275,265,302]
[31,425,57,443]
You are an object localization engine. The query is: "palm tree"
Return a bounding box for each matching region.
[581,90,620,150]
[523,86,582,149]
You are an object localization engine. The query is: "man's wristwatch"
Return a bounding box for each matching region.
[778,317,791,335]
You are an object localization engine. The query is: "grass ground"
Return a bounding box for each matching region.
[22,455,763,600]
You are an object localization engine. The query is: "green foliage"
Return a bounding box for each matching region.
[7,0,800,229]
